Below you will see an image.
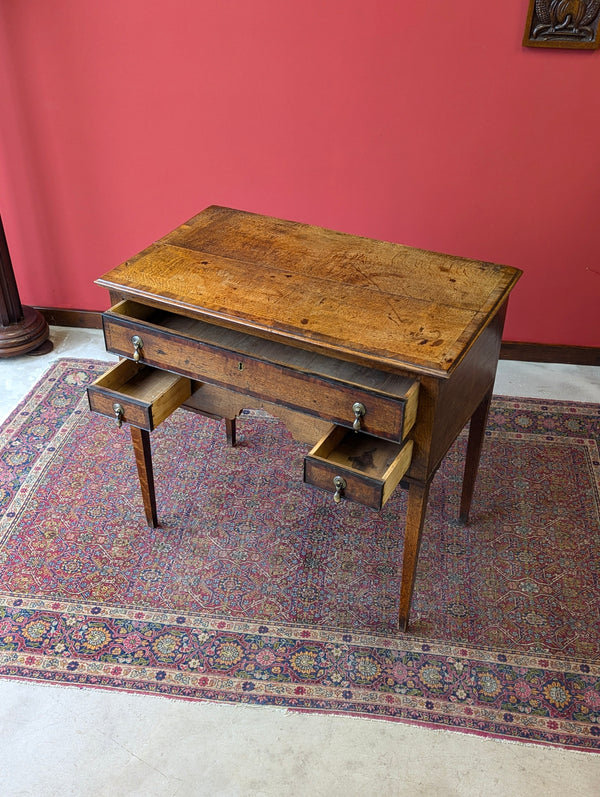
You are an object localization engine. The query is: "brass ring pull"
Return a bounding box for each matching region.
[132,335,143,361]
[352,402,366,432]
[113,402,124,428]
[333,475,347,504]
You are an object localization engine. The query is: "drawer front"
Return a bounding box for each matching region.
[103,312,413,441]
[87,359,191,431]
[304,426,413,510]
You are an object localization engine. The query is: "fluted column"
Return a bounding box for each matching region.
[0,213,51,357]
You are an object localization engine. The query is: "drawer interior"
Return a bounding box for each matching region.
[92,359,184,403]
[309,426,406,480]
[305,424,413,509]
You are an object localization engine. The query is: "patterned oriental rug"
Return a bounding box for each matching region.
[1,359,599,751]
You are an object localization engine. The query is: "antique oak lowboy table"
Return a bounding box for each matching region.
[88,206,521,630]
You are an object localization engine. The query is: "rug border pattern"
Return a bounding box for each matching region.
[1,359,599,752]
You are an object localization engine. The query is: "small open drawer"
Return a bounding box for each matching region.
[87,359,191,431]
[304,426,413,510]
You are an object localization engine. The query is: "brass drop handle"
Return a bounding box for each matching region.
[132,335,143,361]
[113,402,124,428]
[352,402,366,432]
[333,475,347,504]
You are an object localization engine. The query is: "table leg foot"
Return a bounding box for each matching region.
[130,427,158,527]
[225,417,236,447]
[459,388,493,524]
[398,481,430,632]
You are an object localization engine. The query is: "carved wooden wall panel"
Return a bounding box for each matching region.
[524,0,600,48]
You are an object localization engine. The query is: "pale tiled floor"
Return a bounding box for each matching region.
[0,327,599,796]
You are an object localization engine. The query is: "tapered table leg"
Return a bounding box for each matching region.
[459,387,493,524]
[225,417,236,447]
[130,426,158,527]
[398,480,431,632]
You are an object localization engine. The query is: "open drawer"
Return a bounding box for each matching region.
[87,359,191,431]
[304,426,413,510]
[102,300,420,443]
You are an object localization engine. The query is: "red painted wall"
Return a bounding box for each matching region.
[1,1,599,346]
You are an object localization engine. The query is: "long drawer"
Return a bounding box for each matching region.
[102,300,419,442]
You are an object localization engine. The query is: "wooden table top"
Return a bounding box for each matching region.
[97,206,521,378]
